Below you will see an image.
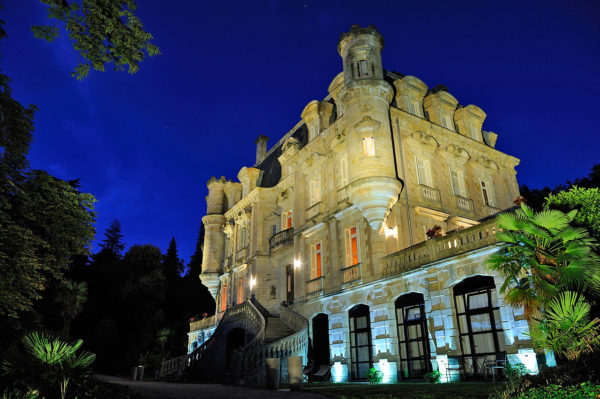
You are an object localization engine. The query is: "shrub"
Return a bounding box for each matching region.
[515,382,600,399]
[423,370,441,383]
[366,367,383,384]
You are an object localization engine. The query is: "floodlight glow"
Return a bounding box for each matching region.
[249,275,256,290]
[294,258,301,268]
[384,225,398,238]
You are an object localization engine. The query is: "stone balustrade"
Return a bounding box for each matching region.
[383,218,498,277]
[419,184,441,205]
[341,263,362,285]
[456,195,474,213]
[306,276,324,294]
[189,315,217,332]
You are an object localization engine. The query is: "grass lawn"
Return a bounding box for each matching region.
[302,382,504,399]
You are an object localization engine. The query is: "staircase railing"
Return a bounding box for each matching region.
[159,299,265,379]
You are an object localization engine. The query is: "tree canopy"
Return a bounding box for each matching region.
[33,0,161,80]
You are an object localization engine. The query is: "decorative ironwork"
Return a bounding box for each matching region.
[269,228,293,251]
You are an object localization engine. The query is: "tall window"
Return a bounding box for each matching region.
[311,242,322,279]
[454,276,505,376]
[309,177,321,205]
[480,180,492,206]
[340,155,349,187]
[349,304,373,380]
[363,137,376,157]
[396,293,431,379]
[345,227,359,267]
[220,284,228,312]
[357,60,368,77]
[450,169,466,197]
[415,157,432,187]
[282,210,293,230]
[236,277,244,304]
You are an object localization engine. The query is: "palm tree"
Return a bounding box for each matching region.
[529,291,600,361]
[55,281,88,339]
[486,203,600,319]
[1,332,95,399]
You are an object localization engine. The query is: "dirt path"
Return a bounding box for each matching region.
[97,375,325,399]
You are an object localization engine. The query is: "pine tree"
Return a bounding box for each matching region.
[186,225,205,279]
[99,219,125,256]
[163,237,184,282]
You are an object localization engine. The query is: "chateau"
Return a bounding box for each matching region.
[168,25,542,384]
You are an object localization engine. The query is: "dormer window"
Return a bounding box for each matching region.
[357,60,368,77]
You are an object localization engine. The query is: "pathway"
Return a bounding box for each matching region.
[96,375,325,399]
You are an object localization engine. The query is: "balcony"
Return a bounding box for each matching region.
[456,195,474,213]
[484,204,502,216]
[306,276,324,295]
[419,184,441,206]
[341,263,362,285]
[306,201,321,220]
[235,246,247,262]
[269,228,294,252]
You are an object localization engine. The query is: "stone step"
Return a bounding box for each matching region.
[264,317,295,343]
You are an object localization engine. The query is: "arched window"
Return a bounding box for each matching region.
[453,276,505,377]
[349,304,372,380]
[395,293,431,379]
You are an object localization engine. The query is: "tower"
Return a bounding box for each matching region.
[200,176,227,301]
[337,25,403,231]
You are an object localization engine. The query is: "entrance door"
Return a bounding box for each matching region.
[395,293,431,379]
[225,328,245,372]
[286,265,294,304]
[312,313,330,366]
[349,304,372,380]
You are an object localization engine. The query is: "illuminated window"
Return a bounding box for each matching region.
[357,60,368,77]
[340,155,349,187]
[481,180,493,206]
[415,157,432,187]
[345,227,359,266]
[282,210,293,230]
[220,284,228,312]
[363,137,375,157]
[309,177,321,205]
[236,277,244,304]
[311,242,322,279]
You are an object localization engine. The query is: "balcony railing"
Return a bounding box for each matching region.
[456,195,474,213]
[269,228,294,251]
[383,218,498,277]
[484,204,501,216]
[235,247,247,262]
[337,187,348,203]
[306,201,321,220]
[341,263,362,285]
[306,276,324,294]
[419,184,441,205]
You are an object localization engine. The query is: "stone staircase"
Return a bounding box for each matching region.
[264,317,296,344]
[158,299,308,384]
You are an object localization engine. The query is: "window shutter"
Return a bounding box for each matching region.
[424,159,432,187]
[309,180,315,205]
[340,156,348,187]
[458,171,466,197]
[345,229,353,267]
[315,177,321,203]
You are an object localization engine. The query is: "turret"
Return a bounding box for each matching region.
[200,176,227,300]
[336,25,402,231]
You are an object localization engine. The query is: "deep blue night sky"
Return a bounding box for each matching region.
[2,1,599,263]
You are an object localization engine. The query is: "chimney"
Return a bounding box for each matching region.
[255,135,269,164]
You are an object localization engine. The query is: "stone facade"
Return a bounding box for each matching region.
[192,24,540,383]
